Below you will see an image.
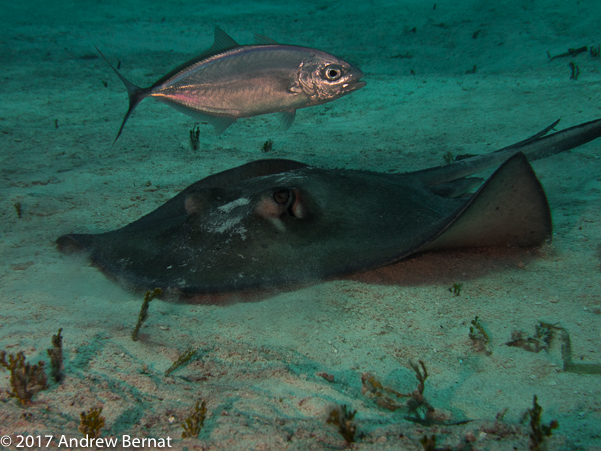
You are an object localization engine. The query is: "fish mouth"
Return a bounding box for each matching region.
[342,68,366,93]
[351,80,367,90]
[342,77,366,93]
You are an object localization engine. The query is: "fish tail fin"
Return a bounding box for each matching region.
[95,46,150,144]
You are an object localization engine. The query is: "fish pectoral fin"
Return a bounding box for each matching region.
[288,81,303,94]
[254,33,279,45]
[278,110,296,131]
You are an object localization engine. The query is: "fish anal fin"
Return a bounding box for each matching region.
[155,99,238,135]
[254,33,279,45]
[211,116,237,135]
[278,110,296,131]
[421,152,552,251]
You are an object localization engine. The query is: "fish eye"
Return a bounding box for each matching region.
[273,189,290,205]
[323,65,343,81]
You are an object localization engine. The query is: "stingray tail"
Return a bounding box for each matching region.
[415,117,601,185]
[95,46,152,145]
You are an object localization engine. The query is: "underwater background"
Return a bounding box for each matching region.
[1,0,600,449]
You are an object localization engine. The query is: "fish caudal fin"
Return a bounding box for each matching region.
[95,46,151,144]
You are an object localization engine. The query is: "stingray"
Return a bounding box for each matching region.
[57,118,601,295]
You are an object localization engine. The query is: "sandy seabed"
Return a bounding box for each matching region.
[1,0,600,449]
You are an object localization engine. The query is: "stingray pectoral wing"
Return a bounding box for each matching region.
[417,152,551,253]
[56,158,310,284]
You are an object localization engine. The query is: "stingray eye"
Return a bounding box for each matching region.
[257,188,303,226]
[273,189,290,205]
[323,64,343,81]
[272,188,299,217]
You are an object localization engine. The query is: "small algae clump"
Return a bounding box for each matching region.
[47,328,64,382]
[14,202,23,218]
[419,435,437,451]
[558,327,601,375]
[79,406,105,439]
[181,398,207,438]
[362,360,441,424]
[189,125,200,150]
[326,404,357,445]
[505,321,558,353]
[404,360,438,424]
[506,323,601,375]
[469,316,492,355]
[165,346,197,376]
[132,288,162,341]
[361,372,405,411]
[0,350,48,406]
[449,283,462,296]
[443,151,455,164]
[569,62,580,80]
[527,396,558,451]
[262,138,274,152]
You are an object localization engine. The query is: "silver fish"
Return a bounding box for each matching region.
[97,27,366,141]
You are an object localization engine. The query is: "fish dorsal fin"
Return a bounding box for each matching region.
[151,27,240,89]
[187,27,239,62]
[254,33,279,45]
[419,152,552,251]
[212,26,240,52]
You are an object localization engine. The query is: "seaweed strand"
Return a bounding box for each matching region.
[132,288,162,341]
